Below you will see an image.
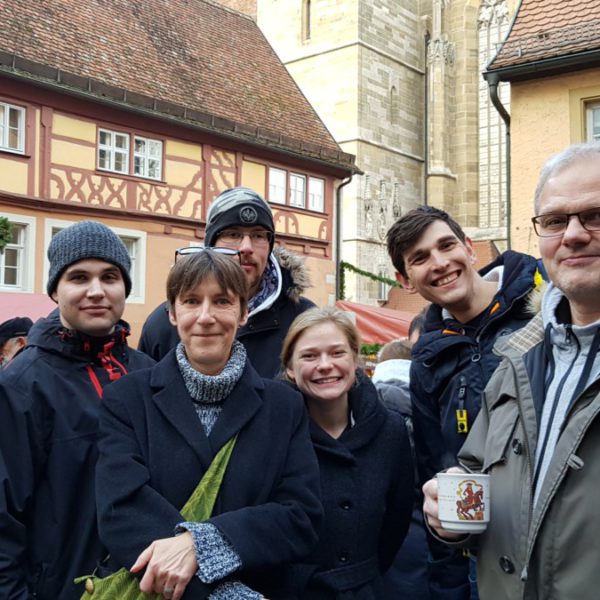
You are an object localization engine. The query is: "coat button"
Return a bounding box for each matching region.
[340,500,352,510]
[85,578,95,594]
[499,556,515,573]
[512,439,523,455]
[339,552,349,563]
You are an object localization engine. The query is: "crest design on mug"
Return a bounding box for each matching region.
[239,206,258,224]
[455,479,485,521]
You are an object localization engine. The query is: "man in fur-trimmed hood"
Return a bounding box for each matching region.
[139,187,315,378]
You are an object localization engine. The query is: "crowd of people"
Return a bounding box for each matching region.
[1,141,599,600]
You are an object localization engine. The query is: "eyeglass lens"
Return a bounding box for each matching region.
[533,208,600,236]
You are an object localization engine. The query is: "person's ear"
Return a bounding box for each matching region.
[465,237,477,265]
[168,306,178,327]
[395,271,417,294]
[51,290,58,303]
[285,366,295,382]
[15,337,26,350]
[239,307,249,328]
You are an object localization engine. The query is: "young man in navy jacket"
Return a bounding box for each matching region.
[0,221,154,600]
[386,206,541,599]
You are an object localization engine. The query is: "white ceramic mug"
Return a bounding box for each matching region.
[437,472,490,533]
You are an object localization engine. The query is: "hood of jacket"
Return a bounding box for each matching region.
[372,358,411,385]
[273,246,312,303]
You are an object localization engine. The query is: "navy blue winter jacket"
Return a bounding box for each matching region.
[410,251,541,484]
[0,311,154,600]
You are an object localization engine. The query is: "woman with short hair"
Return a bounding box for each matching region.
[95,249,322,600]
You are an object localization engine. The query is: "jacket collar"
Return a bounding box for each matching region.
[150,352,265,466]
[309,371,386,459]
[27,308,132,363]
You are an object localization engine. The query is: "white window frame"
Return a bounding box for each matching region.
[268,167,287,204]
[586,101,600,142]
[98,128,129,174]
[98,128,163,180]
[0,101,26,154]
[44,219,147,304]
[308,176,325,212]
[268,166,325,213]
[134,135,163,180]
[0,212,36,292]
[290,173,306,208]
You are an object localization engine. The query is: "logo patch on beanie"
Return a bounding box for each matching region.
[239,206,258,224]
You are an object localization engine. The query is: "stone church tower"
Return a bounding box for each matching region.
[224,0,516,304]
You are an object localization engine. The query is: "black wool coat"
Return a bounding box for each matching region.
[286,373,414,600]
[96,352,323,599]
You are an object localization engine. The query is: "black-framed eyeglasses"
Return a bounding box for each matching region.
[531,208,600,237]
[216,229,274,248]
[174,246,241,262]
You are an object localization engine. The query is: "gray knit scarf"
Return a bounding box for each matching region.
[176,340,247,435]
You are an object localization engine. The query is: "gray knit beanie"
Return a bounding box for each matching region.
[204,187,275,251]
[46,221,132,297]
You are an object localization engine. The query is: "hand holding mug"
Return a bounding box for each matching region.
[423,466,466,539]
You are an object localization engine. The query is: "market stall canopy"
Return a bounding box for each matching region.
[0,293,55,323]
[335,300,414,344]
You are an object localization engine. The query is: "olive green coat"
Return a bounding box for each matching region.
[459,313,600,600]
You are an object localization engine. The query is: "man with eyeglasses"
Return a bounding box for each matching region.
[139,186,315,377]
[422,142,600,600]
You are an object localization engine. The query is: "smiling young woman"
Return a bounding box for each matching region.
[280,307,414,599]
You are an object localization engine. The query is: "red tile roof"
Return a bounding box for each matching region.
[0,0,353,170]
[488,0,600,71]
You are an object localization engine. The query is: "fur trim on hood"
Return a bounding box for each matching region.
[499,279,549,357]
[526,278,547,316]
[273,246,312,302]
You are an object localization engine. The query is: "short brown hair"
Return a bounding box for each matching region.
[166,250,248,317]
[386,206,466,278]
[281,307,360,380]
